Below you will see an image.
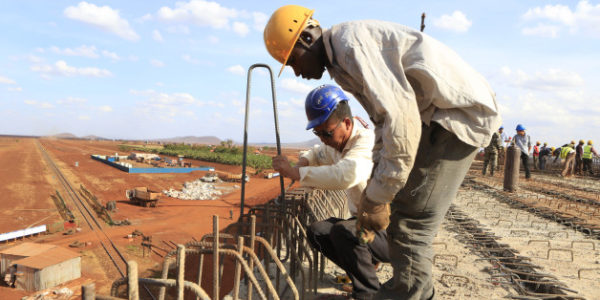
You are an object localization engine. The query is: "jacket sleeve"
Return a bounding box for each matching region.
[299,130,374,190]
[340,45,422,204]
[299,145,321,166]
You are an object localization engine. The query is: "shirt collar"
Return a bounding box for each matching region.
[342,121,360,154]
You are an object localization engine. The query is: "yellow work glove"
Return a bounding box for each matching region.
[356,195,390,244]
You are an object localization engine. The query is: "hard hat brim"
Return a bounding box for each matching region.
[278,9,314,77]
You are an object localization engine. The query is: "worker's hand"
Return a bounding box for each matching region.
[356,193,390,244]
[272,155,300,181]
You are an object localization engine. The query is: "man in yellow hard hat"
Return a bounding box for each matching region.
[264,6,501,300]
[554,143,576,177]
[575,140,585,175]
[583,140,598,175]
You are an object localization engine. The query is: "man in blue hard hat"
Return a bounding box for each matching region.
[511,124,532,179]
[272,85,389,299]
[265,6,502,300]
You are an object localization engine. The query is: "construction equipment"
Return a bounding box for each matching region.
[126,187,160,207]
[200,172,219,183]
[219,172,249,183]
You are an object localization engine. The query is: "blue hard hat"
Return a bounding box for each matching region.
[305,85,349,130]
[499,126,504,130]
[516,124,526,131]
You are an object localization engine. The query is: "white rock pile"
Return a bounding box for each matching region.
[163,179,223,200]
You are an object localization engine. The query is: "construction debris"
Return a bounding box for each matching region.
[163,179,223,200]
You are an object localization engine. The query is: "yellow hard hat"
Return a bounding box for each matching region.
[543,142,548,146]
[570,140,575,144]
[551,147,556,151]
[536,141,540,145]
[589,140,593,145]
[264,5,315,76]
[579,139,585,144]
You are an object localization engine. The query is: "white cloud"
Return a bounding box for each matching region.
[102,50,120,60]
[521,1,600,38]
[499,67,584,90]
[150,59,165,67]
[8,87,23,92]
[31,60,112,78]
[433,11,472,33]
[78,115,91,120]
[24,100,54,109]
[227,65,245,76]
[232,21,249,37]
[290,97,304,107]
[152,30,164,42]
[521,24,560,38]
[0,76,16,85]
[252,12,268,31]
[182,54,200,64]
[166,25,191,34]
[208,35,219,44]
[27,55,44,63]
[130,89,198,105]
[57,97,87,105]
[49,45,98,58]
[137,13,152,23]
[523,3,575,25]
[156,0,238,29]
[155,0,265,36]
[99,105,113,112]
[130,89,201,121]
[280,78,314,94]
[64,2,140,41]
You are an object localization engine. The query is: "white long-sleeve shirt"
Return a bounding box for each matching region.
[299,123,374,216]
[323,20,502,204]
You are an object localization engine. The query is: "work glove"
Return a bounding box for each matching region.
[356,194,390,244]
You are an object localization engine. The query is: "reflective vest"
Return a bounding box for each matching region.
[583,145,593,159]
[561,146,573,159]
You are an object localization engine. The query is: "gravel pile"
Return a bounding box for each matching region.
[163,179,223,200]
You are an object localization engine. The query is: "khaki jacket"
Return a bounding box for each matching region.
[323,20,502,204]
[299,123,374,216]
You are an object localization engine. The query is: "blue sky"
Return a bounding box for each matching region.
[1,1,599,146]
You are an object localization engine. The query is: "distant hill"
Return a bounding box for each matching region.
[47,132,78,139]
[250,138,320,149]
[155,136,221,145]
[81,135,109,141]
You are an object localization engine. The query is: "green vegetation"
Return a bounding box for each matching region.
[126,143,272,171]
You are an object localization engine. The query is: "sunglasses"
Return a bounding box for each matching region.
[313,121,341,138]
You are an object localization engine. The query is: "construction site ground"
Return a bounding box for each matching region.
[1,137,600,299]
[0,137,292,299]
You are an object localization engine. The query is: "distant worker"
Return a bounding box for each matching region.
[497,126,507,171]
[575,140,585,175]
[583,140,598,175]
[532,141,541,170]
[483,127,502,176]
[264,5,502,299]
[538,144,552,170]
[512,124,531,179]
[271,85,389,299]
[554,143,576,177]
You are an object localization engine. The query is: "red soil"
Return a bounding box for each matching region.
[0,138,299,299]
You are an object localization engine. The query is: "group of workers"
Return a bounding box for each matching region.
[482,125,599,178]
[264,5,501,300]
